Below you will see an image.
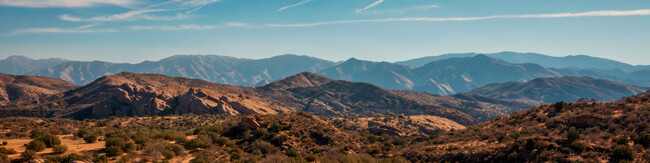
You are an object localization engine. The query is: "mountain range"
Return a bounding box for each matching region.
[0,52,647,99]
[470,76,648,103]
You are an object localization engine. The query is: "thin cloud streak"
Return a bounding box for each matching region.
[4,24,117,36]
[0,0,135,8]
[129,23,251,30]
[267,9,650,27]
[356,0,384,13]
[59,9,177,22]
[363,4,439,14]
[277,0,312,11]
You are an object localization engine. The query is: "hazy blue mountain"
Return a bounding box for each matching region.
[31,54,335,86]
[396,51,647,71]
[318,58,416,90]
[470,76,648,103]
[318,55,564,95]
[412,55,561,95]
[0,55,69,75]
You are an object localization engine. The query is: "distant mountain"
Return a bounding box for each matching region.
[0,73,78,108]
[0,55,68,75]
[321,55,562,95]
[412,54,561,95]
[30,54,335,86]
[318,58,416,90]
[470,76,648,103]
[396,51,647,71]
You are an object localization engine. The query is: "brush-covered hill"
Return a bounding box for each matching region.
[0,73,78,107]
[401,91,650,162]
[0,72,538,126]
[470,76,648,103]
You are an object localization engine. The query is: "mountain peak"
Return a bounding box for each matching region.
[261,72,334,90]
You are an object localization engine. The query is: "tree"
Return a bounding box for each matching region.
[106,146,123,157]
[83,134,98,143]
[53,145,68,154]
[611,145,635,161]
[26,140,46,152]
[21,150,38,161]
[35,133,61,147]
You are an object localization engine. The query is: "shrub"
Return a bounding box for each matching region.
[21,150,38,160]
[74,129,90,138]
[286,149,299,157]
[611,145,635,161]
[633,133,650,147]
[52,145,68,154]
[525,138,538,150]
[183,139,211,150]
[252,128,268,139]
[271,134,288,146]
[554,101,565,110]
[567,127,580,142]
[0,147,17,154]
[26,140,46,152]
[569,141,586,153]
[248,140,279,155]
[163,150,176,159]
[2,141,6,145]
[366,148,381,155]
[613,137,629,145]
[83,134,98,143]
[105,146,123,157]
[35,133,61,148]
[169,144,185,156]
[305,154,318,162]
[190,156,216,163]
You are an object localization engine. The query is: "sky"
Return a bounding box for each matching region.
[0,0,649,65]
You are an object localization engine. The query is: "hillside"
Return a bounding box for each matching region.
[0,73,78,107]
[400,91,650,162]
[470,76,648,103]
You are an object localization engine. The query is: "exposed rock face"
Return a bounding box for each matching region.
[33,72,290,118]
[241,116,261,129]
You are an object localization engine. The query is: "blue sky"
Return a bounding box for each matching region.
[0,0,649,65]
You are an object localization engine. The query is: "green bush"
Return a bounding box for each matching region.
[35,132,61,148]
[21,150,38,160]
[0,147,17,154]
[105,146,123,157]
[26,140,46,152]
[525,138,538,150]
[169,144,185,156]
[83,134,98,143]
[633,133,650,147]
[611,145,635,161]
[567,127,580,142]
[569,141,586,153]
[190,156,216,163]
[271,134,288,146]
[248,140,279,155]
[183,139,212,150]
[613,137,629,145]
[52,145,68,154]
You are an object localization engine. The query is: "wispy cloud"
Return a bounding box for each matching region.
[363,4,439,14]
[129,22,251,31]
[4,24,116,36]
[59,0,219,22]
[267,9,650,27]
[58,9,182,22]
[356,0,384,13]
[277,0,312,11]
[0,0,135,8]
